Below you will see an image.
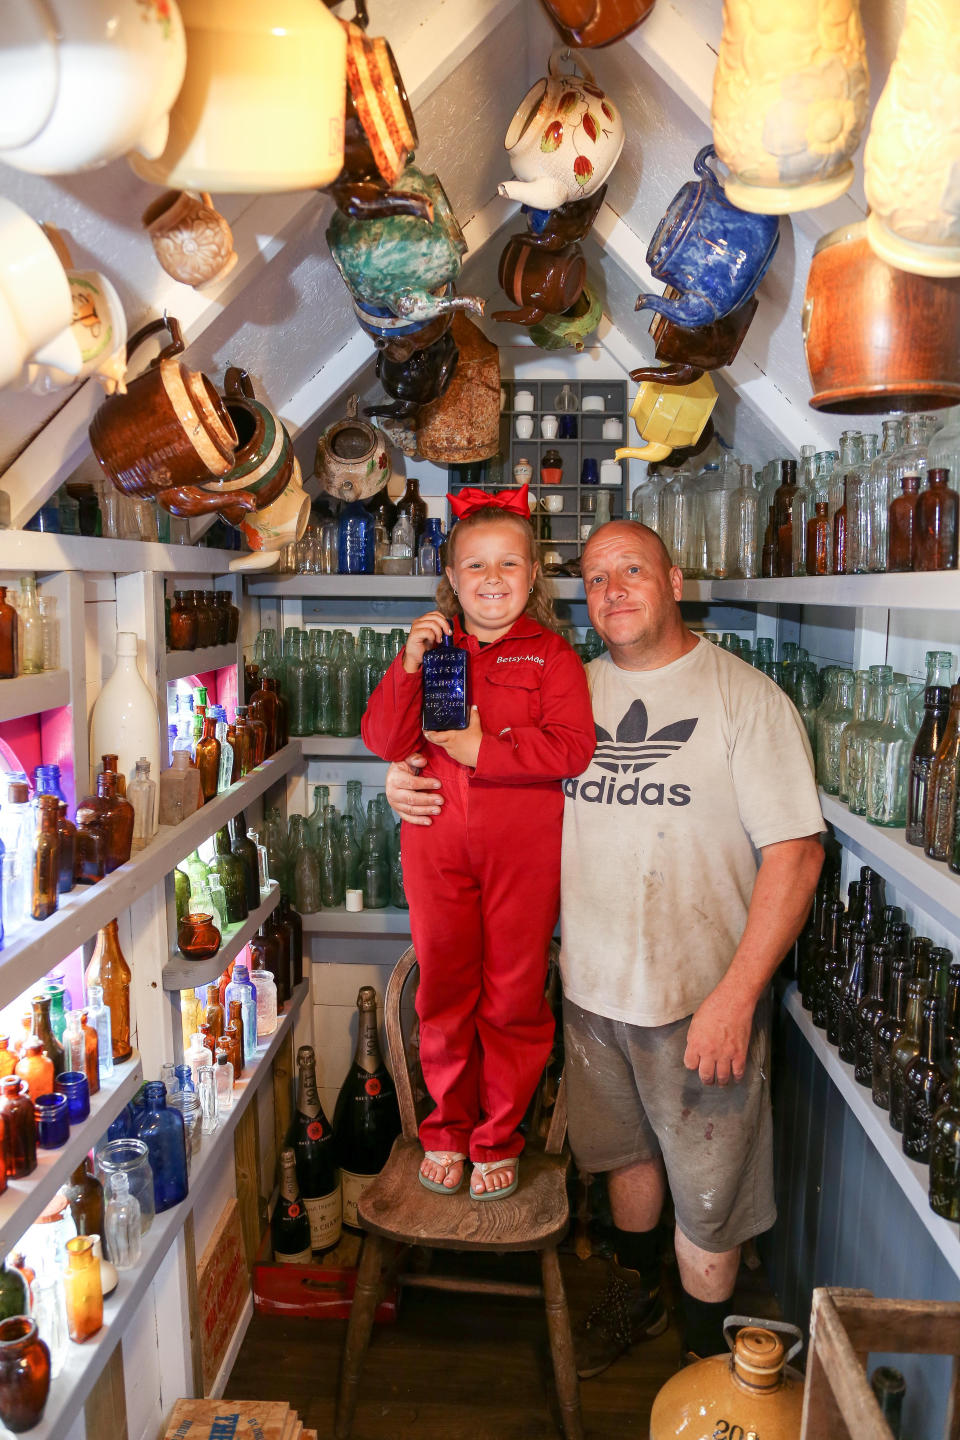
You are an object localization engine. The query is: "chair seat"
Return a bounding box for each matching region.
[357,1137,571,1252]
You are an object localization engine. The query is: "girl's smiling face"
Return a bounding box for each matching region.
[445,518,538,642]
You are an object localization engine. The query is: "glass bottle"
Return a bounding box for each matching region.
[907,686,951,846]
[0,1041,14,1080]
[870,1367,906,1440]
[727,463,759,579]
[271,1147,313,1263]
[333,639,362,738]
[64,1160,104,1241]
[168,592,196,651]
[127,758,156,852]
[828,432,864,575]
[215,1048,234,1112]
[0,1315,51,1431]
[924,684,960,860]
[844,431,878,575]
[337,500,375,574]
[0,588,18,679]
[888,472,921,571]
[864,682,914,827]
[318,805,345,909]
[286,1045,341,1253]
[225,963,258,1064]
[914,467,959,571]
[31,1266,67,1379]
[78,1009,100,1098]
[815,668,854,795]
[226,1002,245,1080]
[659,465,701,575]
[135,1082,188,1211]
[197,1063,218,1134]
[210,826,249,925]
[394,476,427,546]
[31,795,60,922]
[338,814,361,894]
[85,920,132,1062]
[903,996,946,1162]
[104,1172,141,1269]
[228,812,260,912]
[248,674,279,758]
[194,712,221,804]
[810,900,844,1029]
[254,969,278,1039]
[88,631,161,802]
[843,667,892,815]
[836,927,870,1064]
[63,1237,102,1343]
[17,578,43,675]
[390,822,407,910]
[854,944,889,1088]
[84,985,113,1082]
[334,987,401,1230]
[37,595,58,671]
[806,501,831,576]
[31,995,64,1077]
[0,1079,34,1177]
[872,954,910,1112]
[306,785,328,848]
[52,803,75,896]
[890,979,929,1131]
[770,459,799,577]
[15,1041,52,1102]
[285,635,315,738]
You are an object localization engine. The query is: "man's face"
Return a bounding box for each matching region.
[581,524,683,658]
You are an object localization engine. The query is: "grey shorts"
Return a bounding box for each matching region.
[562,994,775,1254]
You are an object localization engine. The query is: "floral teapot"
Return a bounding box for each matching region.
[326,167,483,321]
[314,394,391,501]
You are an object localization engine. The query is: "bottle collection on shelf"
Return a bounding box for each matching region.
[22,478,243,553]
[245,625,407,740]
[165,589,240,652]
[633,412,960,580]
[0,577,60,680]
[274,784,406,915]
[277,477,447,579]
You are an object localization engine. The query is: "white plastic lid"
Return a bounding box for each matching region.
[116,632,138,656]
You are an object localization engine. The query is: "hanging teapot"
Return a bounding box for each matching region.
[528,282,603,351]
[192,367,297,524]
[493,235,586,325]
[21,249,128,396]
[367,329,459,422]
[537,0,655,48]
[615,372,718,463]
[522,184,607,251]
[630,286,759,385]
[314,394,391,501]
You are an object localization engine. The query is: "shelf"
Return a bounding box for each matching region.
[26,980,308,1440]
[0,744,300,1011]
[164,646,239,683]
[247,575,713,606]
[710,571,960,610]
[300,737,377,759]
[782,982,960,1284]
[162,882,281,991]
[301,905,411,935]
[0,669,69,724]
[0,530,239,576]
[820,792,960,939]
[0,1053,142,1258]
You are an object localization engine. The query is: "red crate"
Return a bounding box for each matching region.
[252,1234,397,1323]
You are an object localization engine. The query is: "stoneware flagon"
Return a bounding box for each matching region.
[0,0,186,174]
[493,236,587,325]
[0,200,83,389]
[536,0,655,49]
[803,221,960,414]
[522,184,607,250]
[863,0,960,278]
[367,329,460,422]
[615,372,718,463]
[314,394,391,502]
[416,315,501,464]
[142,190,237,289]
[650,1322,804,1440]
[711,0,870,214]
[528,282,603,351]
[498,50,625,212]
[635,147,779,329]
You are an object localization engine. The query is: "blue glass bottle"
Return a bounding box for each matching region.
[104,1101,138,1143]
[134,1082,188,1212]
[422,634,469,731]
[225,963,258,1065]
[174,1064,195,1093]
[337,501,374,575]
[34,765,67,805]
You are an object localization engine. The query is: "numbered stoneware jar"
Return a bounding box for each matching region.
[650,1323,803,1440]
[315,395,391,502]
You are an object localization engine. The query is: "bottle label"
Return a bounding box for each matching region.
[304,1188,342,1250]
[274,1245,313,1266]
[340,1169,374,1228]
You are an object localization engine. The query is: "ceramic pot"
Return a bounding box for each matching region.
[711,0,869,214]
[342,24,417,188]
[802,220,960,413]
[142,190,237,289]
[863,0,960,278]
[330,79,430,223]
[0,200,82,389]
[234,460,310,570]
[635,286,759,383]
[650,1323,803,1440]
[498,50,625,211]
[89,315,238,512]
[129,0,345,192]
[615,373,718,463]
[314,394,391,501]
[494,236,587,325]
[22,264,127,396]
[367,329,459,422]
[0,0,186,175]
[636,147,779,328]
[528,282,603,351]
[195,367,296,525]
[416,315,501,464]
[523,184,607,250]
[537,0,654,48]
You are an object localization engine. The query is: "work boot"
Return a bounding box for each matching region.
[574,1262,669,1378]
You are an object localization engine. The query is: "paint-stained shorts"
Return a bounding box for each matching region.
[562,994,775,1254]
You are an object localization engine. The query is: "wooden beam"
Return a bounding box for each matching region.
[84,1340,129,1440]
[182,1209,205,1396]
[233,1098,262,1272]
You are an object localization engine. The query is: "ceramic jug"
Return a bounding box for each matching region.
[142,191,237,289]
[522,185,607,250]
[22,266,127,396]
[493,237,587,325]
[0,0,186,174]
[314,395,391,502]
[635,147,780,328]
[537,0,655,48]
[650,1320,804,1440]
[367,330,460,422]
[615,373,718,463]
[528,283,603,351]
[632,287,759,384]
[711,0,869,214]
[498,51,624,212]
[0,201,83,390]
[129,0,345,192]
[89,316,239,513]
[416,316,501,464]
[231,457,311,573]
[863,0,960,278]
[194,367,297,524]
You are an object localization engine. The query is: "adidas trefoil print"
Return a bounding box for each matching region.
[564,695,697,806]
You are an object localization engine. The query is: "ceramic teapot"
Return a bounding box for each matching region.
[416,315,501,464]
[615,372,718,463]
[0,200,83,390]
[327,168,483,321]
[528,282,603,351]
[630,287,759,384]
[23,266,128,396]
[194,367,297,524]
[522,184,607,251]
[367,330,460,422]
[635,147,780,328]
[498,51,624,212]
[314,394,391,501]
[537,0,655,48]
[230,456,311,573]
[493,236,587,325]
[0,0,186,174]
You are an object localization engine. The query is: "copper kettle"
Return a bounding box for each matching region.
[650,1318,804,1440]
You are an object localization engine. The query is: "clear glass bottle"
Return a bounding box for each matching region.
[197,1064,218,1135]
[828,432,864,575]
[843,667,893,815]
[31,1266,67,1378]
[37,595,59,671]
[865,682,914,827]
[658,465,700,575]
[867,416,905,572]
[333,637,362,738]
[126,758,156,851]
[215,1049,234,1112]
[83,985,113,1082]
[700,453,740,579]
[225,962,258,1064]
[16,578,43,676]
[104,1171,141,1268]
[815,668,854,794]
[254,969,278,1039]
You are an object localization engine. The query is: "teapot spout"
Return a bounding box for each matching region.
[497,177,567,211]
[634,291,716,329]
[394,292,484,320]
[31,324,83,379]
[615,443,675,463]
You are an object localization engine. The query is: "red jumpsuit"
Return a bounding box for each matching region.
[362,614,595,1162]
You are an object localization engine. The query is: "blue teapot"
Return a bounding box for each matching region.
[635,146,780,329]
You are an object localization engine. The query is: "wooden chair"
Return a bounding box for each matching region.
[335,943,583,1440]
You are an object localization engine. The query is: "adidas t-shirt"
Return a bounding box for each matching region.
[560,637,825,1027]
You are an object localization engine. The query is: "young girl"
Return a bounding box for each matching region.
[361,487,595,1198]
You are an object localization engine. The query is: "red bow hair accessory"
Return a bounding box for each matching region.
[448,484,530,520]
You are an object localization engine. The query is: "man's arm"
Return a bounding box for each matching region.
[384,756,444,826]
[683,834,824,1086]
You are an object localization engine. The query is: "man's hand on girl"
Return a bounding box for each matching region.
[403,610,451,673]
[384,757,444,825]
[424,705,483,768]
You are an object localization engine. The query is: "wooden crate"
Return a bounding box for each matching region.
[196,1199,250,1394]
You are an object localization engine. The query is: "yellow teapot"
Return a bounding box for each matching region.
[615,372,718,463]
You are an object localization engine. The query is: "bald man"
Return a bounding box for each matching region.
[385,522,824,1374]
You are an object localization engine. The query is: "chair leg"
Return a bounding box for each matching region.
[541,1245,584,1440]
[335,1232,386,1440]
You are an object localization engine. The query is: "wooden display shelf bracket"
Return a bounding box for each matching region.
[801,1287,960,1440]
[0,669,70,724]
[162,882,281,991]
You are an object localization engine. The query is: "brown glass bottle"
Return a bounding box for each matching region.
[890,979,930,1131]
[760,504,776,578]
[227,1001,245,1079]
[279,893,303,989]
[240,704,267,770]
[854,943,889,1087]
[248,679,279,757]
[85,920,132,1062]
[63,1160,104,1240]
[77,1011,100,1097]
[266,904,294,1005]
[888,473,920,571]
[204,985,225,1044]
[74,814,107,885]
[914,468,958,571]
[872,956,911,1110]
[249,925,281,976]
[907,686,951,847]
[394,476,428,544]
[903,996,947,1162]
[99,753,126,799]
[192,590,217,648]
[772,460,799,578]
[924,684,960,860]
[30,996,65,1078]
[832,476,853,575]
[0,588,17,680]
[76,771,134,873]
[806,502,831,576]
[266,675,289,748]
[169,592,197,651]
[0,1079,36,1178]
[54,803,76,895]
[194,712,221,804]
[32,796,61,921]
[243,661,259,707]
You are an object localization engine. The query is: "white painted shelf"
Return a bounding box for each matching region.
[247,574,715,605]
[0,669,69,723]
[26,981,308,1440]
[711,571,960,610]
[820,792,960,938]
[0,530,239,576]
[164,646,239,684]
[301,905,411,935]
[0,1053,142,1258]
[300,736,375,759]
[783,983,960,1284]
[163,882,281,991]
[0,744,299,1011]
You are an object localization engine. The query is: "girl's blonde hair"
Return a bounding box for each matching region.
[435,508,558,631]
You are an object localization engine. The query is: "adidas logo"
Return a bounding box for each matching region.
[593,698,698,776]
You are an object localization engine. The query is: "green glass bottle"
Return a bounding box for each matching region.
[210,826,249,925]
[865,682,914,827]
[903,996,946,1162]
[311,647,334,735]
[872,956,911,1111]
[338,816,361,892]
[854,942,889,1087]
[319,806,344,909]
[930,1052,960,1220]
[174,866,191,923]
[890,979,930,1132]
[390,822,407,910]
[333,640,362,737]
[285,632,315,737]
[306,786,328,848]
[229,812,260,912]
[0,1261,27,1322]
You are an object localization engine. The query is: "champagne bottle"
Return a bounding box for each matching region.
[334,987,401,1230]
[271,1147,313,1265]
[286,1045,341,1253]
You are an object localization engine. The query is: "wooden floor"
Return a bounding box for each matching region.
[224,1246,779,1440]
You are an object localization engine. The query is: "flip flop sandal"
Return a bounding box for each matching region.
[419,1151,466,1194]
[470,1157,519,1201]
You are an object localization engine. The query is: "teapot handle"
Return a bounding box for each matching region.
[630,362,705,386]
[124,314,185,370]
[693,145,723,189]
[224,365,255,400]
[547,46,597,88]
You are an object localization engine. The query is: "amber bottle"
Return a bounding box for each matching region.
[194,712,221,804]
[204,986,225,1045]
[76,771,134,873]
[99,753,126,799]
[914,468,958,572]
[31,796,61,922]
[266,905,294,1006]
[86,921,132,1062]
[63,1236,103,1343]
[0,587,18,680]
[240,704,267,770]
[30,996,65,1077]
[216,590,240,643]
[249,925,281,977]
[55,804,76,895]
[192,590,217,648]
[924,685,960,861]
[887,473,920,572]
[0,1042,15,1081]
[0,1080,35,1178]
[806,502,831,576]
[64,1160,105,1240]
[168,592,197,651]
[832,475,854,575]
[227,1001,245,1080]
[248,678,279,757]
[77,1011,100,1097]
[14,1043,52,1103]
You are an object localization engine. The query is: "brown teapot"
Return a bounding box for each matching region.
[493,236,586,326]
[521,184,607,251]
[537,0,655,48]
[630,287,759,385]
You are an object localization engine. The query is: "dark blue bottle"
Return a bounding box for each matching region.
[135,1081,188,1212]
[34,765,66,805]
[422,634,470,731]
[337,501,374,575]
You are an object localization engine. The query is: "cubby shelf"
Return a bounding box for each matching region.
[0,530,238,576]
[300,905,412,936]
[710,571,960,610]
[164,645,240,684]
[0,669,70,724]
[162,881,281,991]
